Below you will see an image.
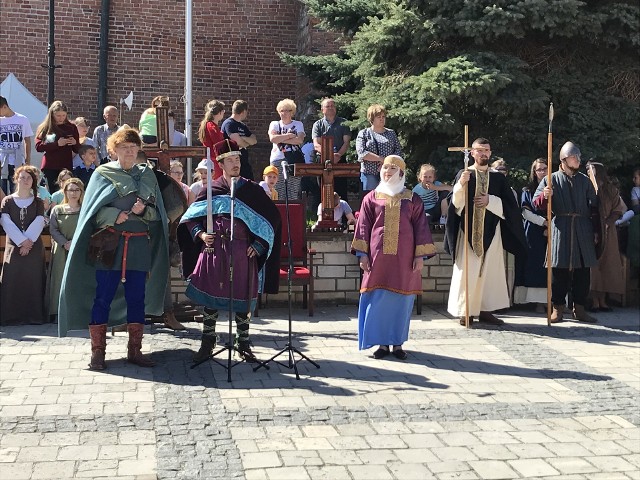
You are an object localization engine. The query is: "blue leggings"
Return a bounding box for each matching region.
[91,270,146,325]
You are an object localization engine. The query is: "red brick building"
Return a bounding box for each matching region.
[0,0,339,176]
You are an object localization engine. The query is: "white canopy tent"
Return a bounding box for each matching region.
[1,73,48,166]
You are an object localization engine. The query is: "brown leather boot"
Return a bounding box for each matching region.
[163,311,186,331]
[550,304,564,323]
[573,304,597,323]
[126,323,156,367]
[88,324,108,370]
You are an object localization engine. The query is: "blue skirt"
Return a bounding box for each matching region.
[358,290,414,350]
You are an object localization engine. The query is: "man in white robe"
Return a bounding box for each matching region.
[444,138,526,326]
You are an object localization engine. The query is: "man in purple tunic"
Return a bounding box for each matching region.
[179,140,281,363]
[352,155,436,360]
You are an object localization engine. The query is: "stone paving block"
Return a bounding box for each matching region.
[32,459,75,479]
[255,438,295,452]
[264,466,311,479]
[393,448,439,464]
[546,429,591,443]
[431,446,479,462]
[473,420,513,432]
[58,444,100,461]
[98,445,138,460]
[473,431,520,445]
[241,451,282,469]
[365,434,408,449]
[606,415,637,429]
[547,457,599,474]
[584,473,632,480]
[399,433,445,449]
[16,446,59,462]
[119,431,155,445]
[70,403,105,415]
[545,442,593,457]
[231,426,266,440]
[0,405,35,416]
[508,430,555,443]
[0,446,19,463]
[40,432,80,446]
[306,465,351,480]
[262,426,303,438]
[279,450,322,467]
[468,460,519,480]
[318,449,363,465]
[117,458,156,476]
[428,460,472,474]
[507,418,549,431]
[586,455,637,472]
[0,462,33,480]
[582,439,631,456]
[347,464,393,480]
[1,433,42,447]
[245,469,268,480]
[509,458,560,477]
[75,459,119,477]
[505,443,555,458]
[301,425,339,437]
[574,415,627,430]
[235,439,259,453]
[335,424,377,436]
[468,445,517,461]
[327,435,370,450]
[292,437,334,450]
[355,448,399,465]
[35,404,71,416]
[437,431,480,447]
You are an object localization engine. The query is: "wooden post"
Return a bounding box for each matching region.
[546,104,554,326]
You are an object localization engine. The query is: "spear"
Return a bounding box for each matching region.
[206,147,213,235]
[546,103,554,326]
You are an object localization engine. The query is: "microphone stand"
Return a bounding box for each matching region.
[254,162,319,379]
[191,176,242,382]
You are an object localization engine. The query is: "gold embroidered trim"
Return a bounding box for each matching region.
[375,190,412,255]
[351,238,369,254]
[472,169,490,257]
[415,243,436,257]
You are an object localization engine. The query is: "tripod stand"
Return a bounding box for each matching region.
[253,162,320,379]
[190,178,262,382]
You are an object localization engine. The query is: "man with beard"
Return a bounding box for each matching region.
[532,141,599,323]
[444,138,526,326]
[179,139,281,363]
[352,155,436,360]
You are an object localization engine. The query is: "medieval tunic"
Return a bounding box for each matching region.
[532,171,598,269]
[57,162,169,336]
[179,177,281,313]
[351,190,435,349]
[590,189,627,295]
[46,205,80,315]
[514,188,548,304]
[444,167,526,317]
[0,195,46,325]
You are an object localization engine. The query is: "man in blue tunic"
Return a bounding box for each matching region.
[533,141,600,323]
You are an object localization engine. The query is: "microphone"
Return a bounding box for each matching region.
[281,161,289,180]
[230,177,238,199]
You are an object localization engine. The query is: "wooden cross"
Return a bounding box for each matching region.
[447,124,471,161]
[294,136,360,230]
[141,106,206,174]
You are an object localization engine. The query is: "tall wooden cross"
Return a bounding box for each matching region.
[294,136,360,230]
[141,106,206,175]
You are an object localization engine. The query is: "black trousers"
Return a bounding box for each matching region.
[551,267,590,306]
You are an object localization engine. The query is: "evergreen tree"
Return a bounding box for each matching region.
[285,0,639,184]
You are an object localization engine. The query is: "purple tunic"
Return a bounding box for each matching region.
[352,190,435,294]
[185,216,258,312]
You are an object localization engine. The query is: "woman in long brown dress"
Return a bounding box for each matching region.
[0,165,46,325]
[587,161,627,311]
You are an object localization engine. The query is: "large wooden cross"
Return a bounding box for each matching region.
[294,136,360,230]
[141,106,206,175]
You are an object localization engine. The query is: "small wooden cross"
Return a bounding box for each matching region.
[294,136,360,230]
[142,106,206,174]
[447,124,471,168]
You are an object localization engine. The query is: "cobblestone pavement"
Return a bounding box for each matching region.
[1,305,639,480]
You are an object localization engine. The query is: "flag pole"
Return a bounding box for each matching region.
[546,104,554,326]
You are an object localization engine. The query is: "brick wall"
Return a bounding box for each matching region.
[0,0,339,179]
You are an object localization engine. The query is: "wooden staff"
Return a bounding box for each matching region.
[546,104,554,326]
[448,125,471,328]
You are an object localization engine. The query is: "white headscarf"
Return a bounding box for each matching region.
[375,155,406,196]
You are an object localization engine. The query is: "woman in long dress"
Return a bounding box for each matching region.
[0,165,47,325]
[352,156,435,360]
[587,161,627,311]
[46,177,83,319]
[513,158,549,311]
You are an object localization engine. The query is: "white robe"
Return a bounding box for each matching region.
[447,181,511,317]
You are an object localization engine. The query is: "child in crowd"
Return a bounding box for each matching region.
[49,169,72,211]
[259,165,279,200]
[73,145,97,187]
[316,191,356,229]
[412,164,451,224]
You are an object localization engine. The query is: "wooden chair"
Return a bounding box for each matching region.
[257,194,316,316]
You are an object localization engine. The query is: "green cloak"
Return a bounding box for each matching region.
[57,162,169,337]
